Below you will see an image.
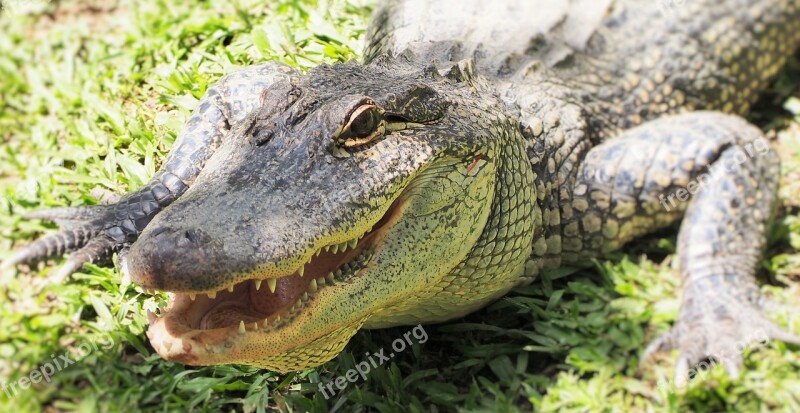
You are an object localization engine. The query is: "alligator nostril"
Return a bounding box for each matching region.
[183,228,210,245]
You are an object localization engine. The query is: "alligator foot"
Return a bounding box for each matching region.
[2,190,165,283]
[642,275,800,385]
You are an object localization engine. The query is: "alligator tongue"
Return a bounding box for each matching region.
[200,304,262,329]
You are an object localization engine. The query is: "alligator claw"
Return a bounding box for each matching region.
[641,276,800,386]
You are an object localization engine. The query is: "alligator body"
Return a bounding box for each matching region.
[6,0,800,376]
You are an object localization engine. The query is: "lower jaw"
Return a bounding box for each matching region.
[146,306,366,372]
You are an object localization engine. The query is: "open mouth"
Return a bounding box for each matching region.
[145,198,402,345]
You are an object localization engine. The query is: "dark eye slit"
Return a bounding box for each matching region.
[384,113,411,123]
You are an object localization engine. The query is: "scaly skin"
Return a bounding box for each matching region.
[5,0,800,379]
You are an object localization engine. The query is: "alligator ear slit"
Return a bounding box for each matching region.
[384,113,410,123]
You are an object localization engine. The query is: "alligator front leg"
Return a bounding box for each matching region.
[561,112,800,381]
[3,62,297,280]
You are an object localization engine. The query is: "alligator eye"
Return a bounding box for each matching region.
[350,107,378,137]
[340,104,385,147]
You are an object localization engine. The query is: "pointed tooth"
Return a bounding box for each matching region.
[254,279,262,290]
[239,320,246,334]
[268,278,277,293]
[272,315,281,325]
[252,322,258,330]
[302,292,309,301]
[298,266,305,277]
[189,293,196,301]
[228,285,234,293]
[335,269,343,277]
[208,291,217,299]
[308,279,318,293]
[327,272,334,282]
[348,239,357,249]
[324,245,330,252]
[331,244,339,254]
[315,249,322,257]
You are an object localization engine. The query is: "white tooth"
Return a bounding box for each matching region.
[268,278,277,293]
[324,245,330,252]
[208,291,217,299]
[317,277,325,286]
[302,292,309,301]
[239,320,246,334]
[331,244,339,254]
[309,279,317,293]
[252,322,258,330]
[189,293,196,301]
[254,279,262,290]
[315,249,321,257]
[228,285,234,293]
[273,315,281,324]
[348,239,357,249]
[327,272,334,282]
[298,266,305,277]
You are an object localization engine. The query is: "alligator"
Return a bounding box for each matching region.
[4,0,800,379]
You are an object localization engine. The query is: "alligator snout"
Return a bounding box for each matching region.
[126,224,229,292]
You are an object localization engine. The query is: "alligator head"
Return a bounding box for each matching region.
[126,57,533,372]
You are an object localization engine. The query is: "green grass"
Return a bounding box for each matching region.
[1,0,799,411]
